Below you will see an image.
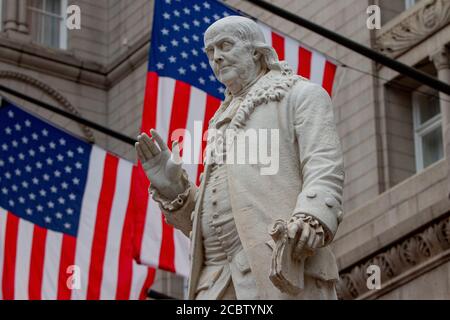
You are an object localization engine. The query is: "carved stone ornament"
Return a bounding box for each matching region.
[336,214,450,299]
[0,70,95,142]
[376,0,450,58]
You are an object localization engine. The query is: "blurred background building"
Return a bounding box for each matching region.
[0,0,449,299]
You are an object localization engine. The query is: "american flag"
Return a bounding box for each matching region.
[0,100,155,300]
[135,0,339,277]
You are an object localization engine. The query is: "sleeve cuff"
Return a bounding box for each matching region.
[148,169,191,212]
[293,188,343,243]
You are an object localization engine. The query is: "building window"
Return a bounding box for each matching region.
[412,86,443,171]
[28,0,68,49]
[404,0,417,10]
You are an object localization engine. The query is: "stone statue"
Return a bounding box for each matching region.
[135,16,345,300]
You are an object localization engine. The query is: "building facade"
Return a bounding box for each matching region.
[0,0,449,299]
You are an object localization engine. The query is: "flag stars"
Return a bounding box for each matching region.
[36,162,43,169]
[8,156,15,164]
[29,193,36,200]
[15,168,21,176]
[7,110,14,118]
[5,172,12,179]
[15,124,21,131]
[213,14,220,20]
[0,160,4,167]
[58,197,65,204]
[69,193,76,200]
[73,177,80,185]
[49,142,56,149]
[25,119,31,127]
[32,133,38,140]
[193,20,200,27]
[182,36,189,43]
[194,4,201,11]
[178,67,186,75]
[39,145,46,152]
[181,51,188,59]
[29,149,36,157]
[8,200,14,207]
[11,185,18,192]
[57,154,64,161]
[42,129,48,136]
[65,166,72,173]
[56,212,63,219]
[67,150,74,158]
[54,170,61,178]
[51,186,58,193]
[203,16,211,24]
[18,153,25,160]
[172,24,180,31]
[18,197,25,204]
[77,147,84,154]
[1,188,7,195]
[61,182,68,189]
[199,77,205,85]
[203,2,211,9]
[59,138,66,146]
[171,39,179,47]
[156,63,165,70]
[163,12,171,19]
[67,208,74,215]
[183,7,190,14]
[21,137,29,144]
[200,62,208,69]
[64,223,71,230]
[26,208,33,215]
[32,177,39,184]
[2,144,8,151]
[46,158,53,165]
[190,64,197,71]
[161,28,169,36]
[173,10,180,17]
[37,205,44,212]
[48,201,55,208]
[169,56,177,63]
[209,75,216,82]
[44,216,52,223]
[39,189,47,197]
[182,22,190,29]
[5,127,12,135]
[22,181,29,188]
[43,174,50,181]
[25,165,32,173]
[191,49,199,56]
[12,140,18,147]
[159,45,167,52]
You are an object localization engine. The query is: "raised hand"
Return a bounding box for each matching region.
[135,129,186,200]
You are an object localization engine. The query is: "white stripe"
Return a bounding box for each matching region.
[0,208,8,300]
[140,76,175,267]
[72,146,106,300]
[257,22,273,45]
[310,52,326,85]
[41,230,62,300]
[285,36,299,73]
[100,159,133,300]
[14,219,34,300]
[129,263,149,300]
[173,229,190,278]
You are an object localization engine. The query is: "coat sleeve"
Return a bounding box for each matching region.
[149,169,198,237]
[291,81,345,244]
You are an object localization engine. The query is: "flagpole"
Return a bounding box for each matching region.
[243,0,450,96]
[0,84,137,146]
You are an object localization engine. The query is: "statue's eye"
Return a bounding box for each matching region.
[221,41,233,51]
[206,48,214,60]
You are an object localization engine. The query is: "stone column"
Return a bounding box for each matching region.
[430,47,450,197]
[17,0,29,34]
[3,0,18,31]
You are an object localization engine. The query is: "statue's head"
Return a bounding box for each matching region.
[204,16,281,95]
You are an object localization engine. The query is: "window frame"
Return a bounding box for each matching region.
[412,85,443,171]
[28,0,68,50]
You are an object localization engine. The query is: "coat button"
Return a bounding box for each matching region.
[325,197,335,208]
[212,200,217,206]
[306,191,317,199]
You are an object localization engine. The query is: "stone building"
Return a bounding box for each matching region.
[0,0,449,299]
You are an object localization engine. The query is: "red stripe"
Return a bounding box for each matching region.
[322,61,337,96]
[298,47,312,78]
[196,95,221,185]
[271,32,285,61]
[159,81,191,273]
[133,72,158,263]
[86,154,119,300]
[139,268,156,300]
[2,212,19,300]
[57,234,77,300]
[28,225,47,300]
[116,169,140,300]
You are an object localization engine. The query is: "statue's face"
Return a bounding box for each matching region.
[204,30,259,90]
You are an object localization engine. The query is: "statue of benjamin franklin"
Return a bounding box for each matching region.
[135,16,345,300]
